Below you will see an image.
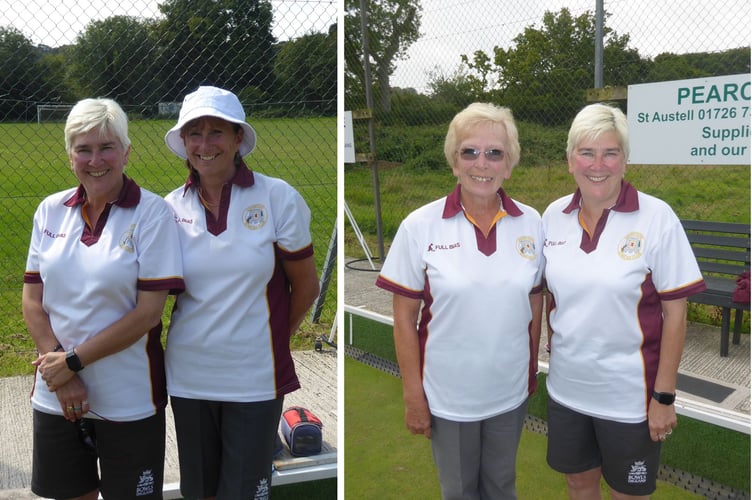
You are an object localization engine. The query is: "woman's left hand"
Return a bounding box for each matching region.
[648,398,677,442]
[34,351,75,392]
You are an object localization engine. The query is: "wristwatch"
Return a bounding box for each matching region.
[652,390,675,405]
[65,349,84,372]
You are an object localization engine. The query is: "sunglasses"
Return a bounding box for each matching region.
[75,418,97,455]
[458,148,505,162]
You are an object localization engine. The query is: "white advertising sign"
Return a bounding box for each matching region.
[627,74,750,165]
[344,110,355,163]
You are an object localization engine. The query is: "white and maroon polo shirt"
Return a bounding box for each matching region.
[542,181,706,423]
[164,165,313,402]
[24,177,185,421]
[376,185,544,422]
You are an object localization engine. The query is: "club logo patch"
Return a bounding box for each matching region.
[243,204,267,230]
[627,460,648,484]
[119,224,135,253]
[135,468,155,496]
[618,232,644,260]
[516,236,536,259]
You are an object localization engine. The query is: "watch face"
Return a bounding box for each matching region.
[654,391,675,404]
[66,351,83,372]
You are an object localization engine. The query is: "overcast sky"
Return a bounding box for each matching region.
[0,0,335,47]
[389,0,751,93]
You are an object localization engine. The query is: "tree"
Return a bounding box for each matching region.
[453,8,642,125]
[426,65,487,109]
[274,29,337,116]
[344,0,421,112]
[68,16,161,107]
[645,47,751,83]
[0,27,43,120]
[156,0,276,101]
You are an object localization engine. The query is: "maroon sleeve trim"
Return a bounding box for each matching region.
[137,277,186,295]
[23,272,42,284]
[375,275,424,300]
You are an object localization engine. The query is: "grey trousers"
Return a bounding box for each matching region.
[431,399,528,500]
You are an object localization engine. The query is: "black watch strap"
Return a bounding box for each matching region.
[65,349,84,372]
[652,390,675,405]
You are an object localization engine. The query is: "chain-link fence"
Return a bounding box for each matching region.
[344,0,751,262]
[0,0,337,372]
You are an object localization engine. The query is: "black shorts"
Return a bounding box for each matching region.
[546,398,661,496]
[32,409,165,500]
[171,396,284,499]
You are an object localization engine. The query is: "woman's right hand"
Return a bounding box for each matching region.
[54,375,90,422]
[404,394,432,438]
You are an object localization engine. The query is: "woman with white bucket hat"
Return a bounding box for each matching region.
[163,86,320,499]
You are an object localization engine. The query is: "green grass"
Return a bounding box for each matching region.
[345,161,751,257]
[345,119,750,255]
[345,356,710,499]
[346,314,751,493]
[0,117,336,376]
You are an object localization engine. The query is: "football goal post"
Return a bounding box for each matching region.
[37,104,73,123]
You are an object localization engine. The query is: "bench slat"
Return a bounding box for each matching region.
[685,233,751,249]
[691,246,750,263]
[681,219,751,235]
[696,261,749,276]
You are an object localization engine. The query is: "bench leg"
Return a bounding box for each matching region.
[720,308,730,357]
[732,309,743,345]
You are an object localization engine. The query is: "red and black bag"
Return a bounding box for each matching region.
[280,406,323,457]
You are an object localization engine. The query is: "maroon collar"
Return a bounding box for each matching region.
[182,160,255,196]
[63,175,141,208]
[442,184,524,219]
[562,180,639,214]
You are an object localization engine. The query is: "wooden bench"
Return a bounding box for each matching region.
[680,219,750,357]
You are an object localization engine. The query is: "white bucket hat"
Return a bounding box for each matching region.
[164,86,257,159]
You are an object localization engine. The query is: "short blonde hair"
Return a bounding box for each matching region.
[567,103,629,159]
[443,102,521,170]
[65,98,130,153]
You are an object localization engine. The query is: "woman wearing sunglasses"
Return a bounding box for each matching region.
[376,102,544,499]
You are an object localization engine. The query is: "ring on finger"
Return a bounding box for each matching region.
[73,406,82,411]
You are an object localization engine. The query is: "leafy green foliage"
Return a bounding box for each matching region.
[274,31,337,115]
[69,16,161,108]
[407,8,750,128]
[344,0,422,112]
[157,0,276,100]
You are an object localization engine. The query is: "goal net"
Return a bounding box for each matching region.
[37,104,73,123]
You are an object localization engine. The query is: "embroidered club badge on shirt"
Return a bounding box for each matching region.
[516,236,536,259]
[618,232,645,260]
[243,204,267,230]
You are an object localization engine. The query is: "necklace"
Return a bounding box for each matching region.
[197,187,220,208]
